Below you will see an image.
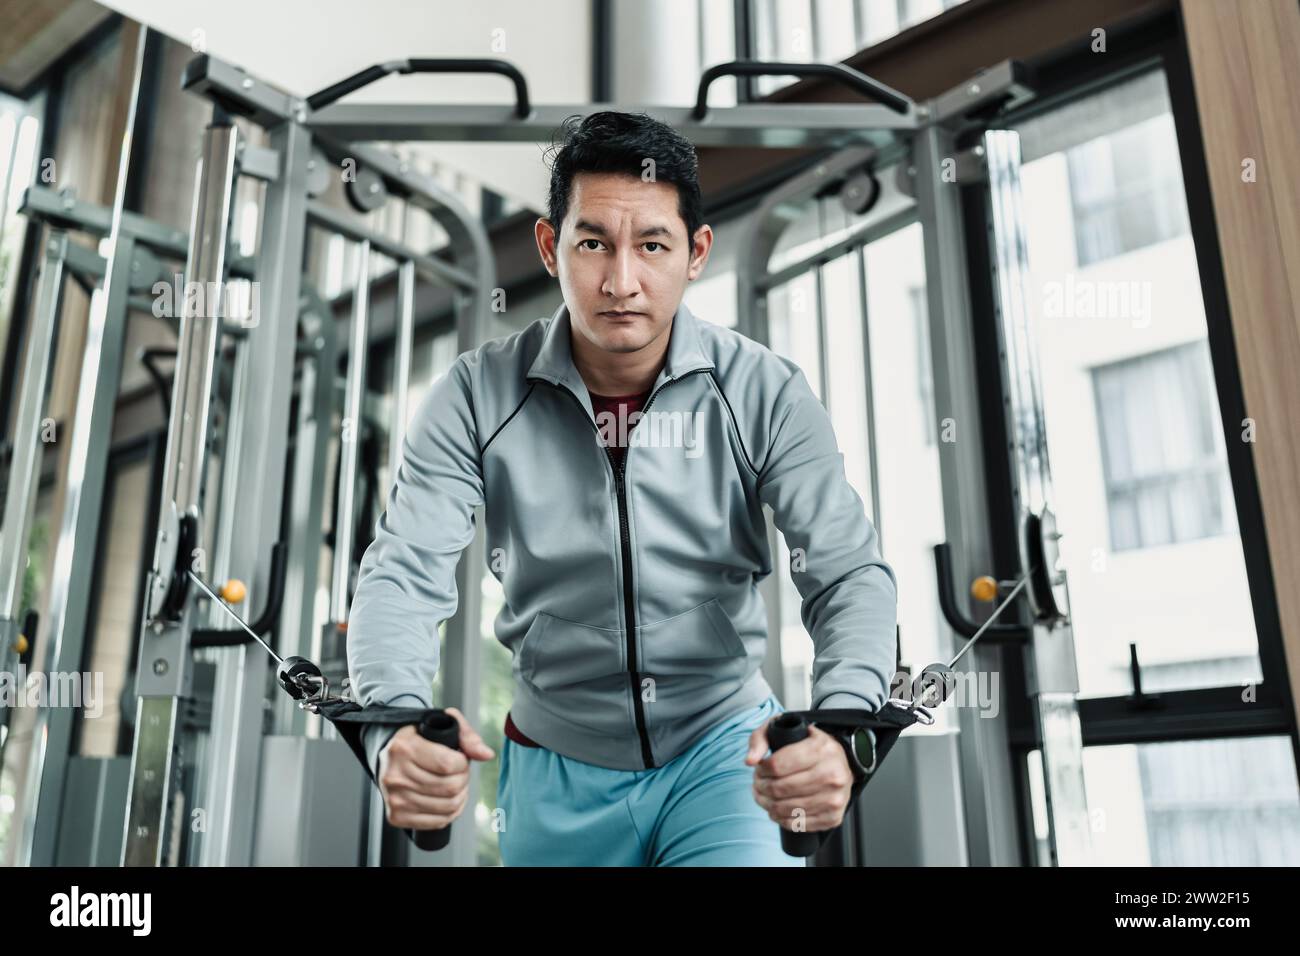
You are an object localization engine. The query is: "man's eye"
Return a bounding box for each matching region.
[645,242,663,252]
[579,239,602,250]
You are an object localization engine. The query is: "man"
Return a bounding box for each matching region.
[346,110,897,866]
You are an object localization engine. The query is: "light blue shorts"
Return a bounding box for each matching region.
[496,694,807,866]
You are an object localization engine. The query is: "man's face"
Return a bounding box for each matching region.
[536,171,711,357]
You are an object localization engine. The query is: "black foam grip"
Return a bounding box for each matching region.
[411,712,460,852]
[766,713,823,858]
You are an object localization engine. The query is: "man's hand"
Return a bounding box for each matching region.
[746,716,854,835]
[377,706,495,831]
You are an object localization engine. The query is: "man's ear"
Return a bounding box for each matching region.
[687,224,713,280]
[535,217,559,276]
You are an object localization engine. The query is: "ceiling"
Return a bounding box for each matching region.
[0,0,114,94]
[95,0,597,212]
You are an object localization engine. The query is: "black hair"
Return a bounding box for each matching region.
[543,110,703,253]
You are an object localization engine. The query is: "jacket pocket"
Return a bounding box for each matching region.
[517,612,624,692]
[638,598,748,679]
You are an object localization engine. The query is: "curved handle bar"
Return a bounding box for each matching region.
[933,542,1029,643]
[191,540,289,648]
[307,58,531,115]
[692,60,913,121]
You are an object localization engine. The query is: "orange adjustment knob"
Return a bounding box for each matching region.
[220,579,247,603]
[14,633,29,655]
[970,576,999,603]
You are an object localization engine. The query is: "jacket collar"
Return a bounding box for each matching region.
[526,299,715,404]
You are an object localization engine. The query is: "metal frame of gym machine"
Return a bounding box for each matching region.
[3,36,496,865]
[5,46,1091,867]
[1,175,276,863]
[117,56,496,868]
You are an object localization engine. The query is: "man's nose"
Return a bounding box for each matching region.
[602,247,641,299]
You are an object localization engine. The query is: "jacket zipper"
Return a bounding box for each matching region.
[531,368,709,769]
[608,446,652,768]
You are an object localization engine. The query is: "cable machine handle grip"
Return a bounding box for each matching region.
[410,711,460,852]
[767,713,824,857]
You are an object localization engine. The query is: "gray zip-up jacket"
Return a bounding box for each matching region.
[346,299,898,776]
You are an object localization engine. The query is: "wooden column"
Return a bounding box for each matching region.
[1181,0,1300,731]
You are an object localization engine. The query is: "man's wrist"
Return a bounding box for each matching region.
[362,692,430,778]
[372,726,402,779]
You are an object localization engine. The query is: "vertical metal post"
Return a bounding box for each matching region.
[328,238,372,865]
[123,117,239,867]
[983,128,1091,866]
[855,247,883,537]
[0,234,68,758]
[197,116,313,866]
[813,265,830,407]
[912,121,1021,867]
[274,287,335,740]
[0,233,66,620]
[20,29,150,866]
[389,259,415,475]
[332,240,370,627]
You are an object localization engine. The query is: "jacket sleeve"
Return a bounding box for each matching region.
[345,355,485,777]
[757,365,898,713]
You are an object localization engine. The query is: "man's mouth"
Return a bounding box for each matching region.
[601,310,644,319]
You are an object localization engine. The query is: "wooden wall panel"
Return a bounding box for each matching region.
[1181,0,1300,730]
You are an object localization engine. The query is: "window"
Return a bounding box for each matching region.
[1066,116,1190,267]
[1092,341,1234,552]
[1082,737,1300,865]
[699,0,739,106]
[750,0,972,96]
[1014,67,1260,698]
